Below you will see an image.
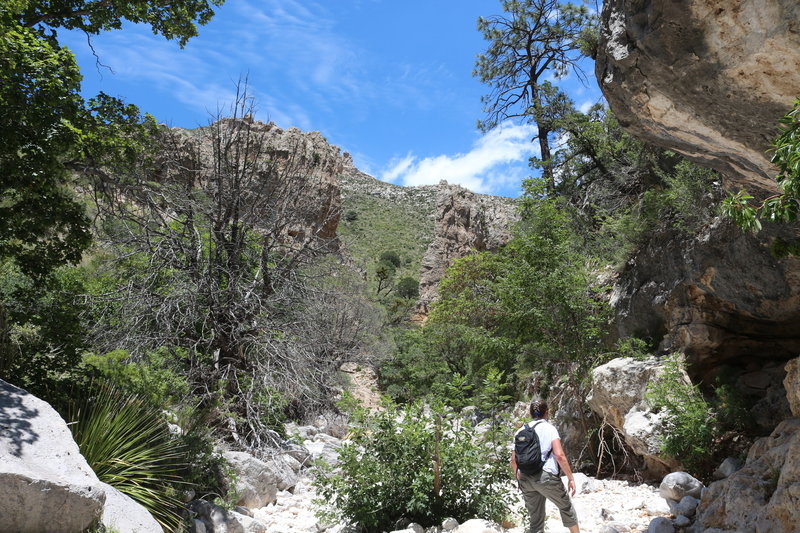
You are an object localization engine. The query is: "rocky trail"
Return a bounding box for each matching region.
[251,461,672,533]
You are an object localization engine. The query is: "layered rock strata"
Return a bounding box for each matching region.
[174,120,345,248]
[596,0,800,194]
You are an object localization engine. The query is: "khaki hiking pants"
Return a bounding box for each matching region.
[517,470,578,533]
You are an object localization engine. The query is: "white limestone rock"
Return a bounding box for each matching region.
[101,481,162,533]
[452,519,503,533]
[0,379,106,532]
[659,472,704,501]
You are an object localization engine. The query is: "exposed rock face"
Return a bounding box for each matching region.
[0,379,106,532]
[596,0,800,193]
[101,481,162,533]
[175,120,346,247]
[692,417,800,533]
[587,357,680,478]
[785,357,800,417]
[417,183,518,313]
[612,217,800,411]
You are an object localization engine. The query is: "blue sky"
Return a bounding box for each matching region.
[64,0,603,198]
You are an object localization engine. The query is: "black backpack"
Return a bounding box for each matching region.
[515,420,550,475]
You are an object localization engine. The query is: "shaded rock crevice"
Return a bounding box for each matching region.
[613,217,800,391]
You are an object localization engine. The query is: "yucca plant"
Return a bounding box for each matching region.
[69,381,187,531]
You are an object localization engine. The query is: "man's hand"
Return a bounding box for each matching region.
[567,477,576,497]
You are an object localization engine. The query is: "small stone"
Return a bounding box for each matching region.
[601,508,614,520]
[674,495,699,517]
[408,523,424,533]
[235,506,254,517]
[191,519,207,533]
[712,457,742,480]
[599,527,620,533]
[647,516,675,533]
[659,472,704,501]
[674,515,691,527]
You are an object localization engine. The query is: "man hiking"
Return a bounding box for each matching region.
[511,399,580,533]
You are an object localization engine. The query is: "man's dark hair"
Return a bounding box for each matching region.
[530,399,548,419]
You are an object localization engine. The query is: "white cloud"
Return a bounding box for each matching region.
[579,100,595,114]
[381,123,538,195]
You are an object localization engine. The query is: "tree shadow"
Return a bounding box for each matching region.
[0,380,41,458]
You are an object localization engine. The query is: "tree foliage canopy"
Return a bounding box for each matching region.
[724,98,800,235]
[475,0,597,189]
[1,0,223,280]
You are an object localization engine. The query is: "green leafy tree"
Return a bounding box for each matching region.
[646,354,716,475]
[1,0,223,381]
[379,250,402,268]
[395,276,419,299]
[475,0,597,190]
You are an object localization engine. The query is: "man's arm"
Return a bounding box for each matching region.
[551,438,576,496]
[510,450,520,480]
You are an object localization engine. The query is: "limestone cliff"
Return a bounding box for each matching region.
[417,183,518,315]
[176,120,345,247]
[596,0,800,194]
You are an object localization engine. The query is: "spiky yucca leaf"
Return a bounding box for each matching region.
[69,381,186,531]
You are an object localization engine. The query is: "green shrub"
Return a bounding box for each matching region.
[379,250,402,268]
[69,381,186,531]
[82,347,190,409]
[646,354,716,475]
[313,401,512,532]
[395,276,419,299]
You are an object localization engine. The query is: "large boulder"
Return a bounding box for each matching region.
[0,379,106,532]
[223,450,301,508]
[596,0,800,194]
[587,357,679,478]
[692,417,800,532]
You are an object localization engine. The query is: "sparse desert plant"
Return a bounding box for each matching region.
[68,381,186,531]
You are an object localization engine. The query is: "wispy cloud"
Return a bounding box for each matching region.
[381,123,538,195]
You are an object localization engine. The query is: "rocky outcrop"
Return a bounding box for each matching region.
[174,120,346,248]
[417,183,517,313]
[0,379,163,533]
[596,0,800,194]
[0,379,106,532]
[587,357,679,478]
[612,217,800,420]
[691,417,800,532]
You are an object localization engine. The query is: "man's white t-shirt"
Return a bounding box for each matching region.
[516,419,560,475]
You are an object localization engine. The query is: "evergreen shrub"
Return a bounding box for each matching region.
[313,401,512,532]
[646,354,716,475]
